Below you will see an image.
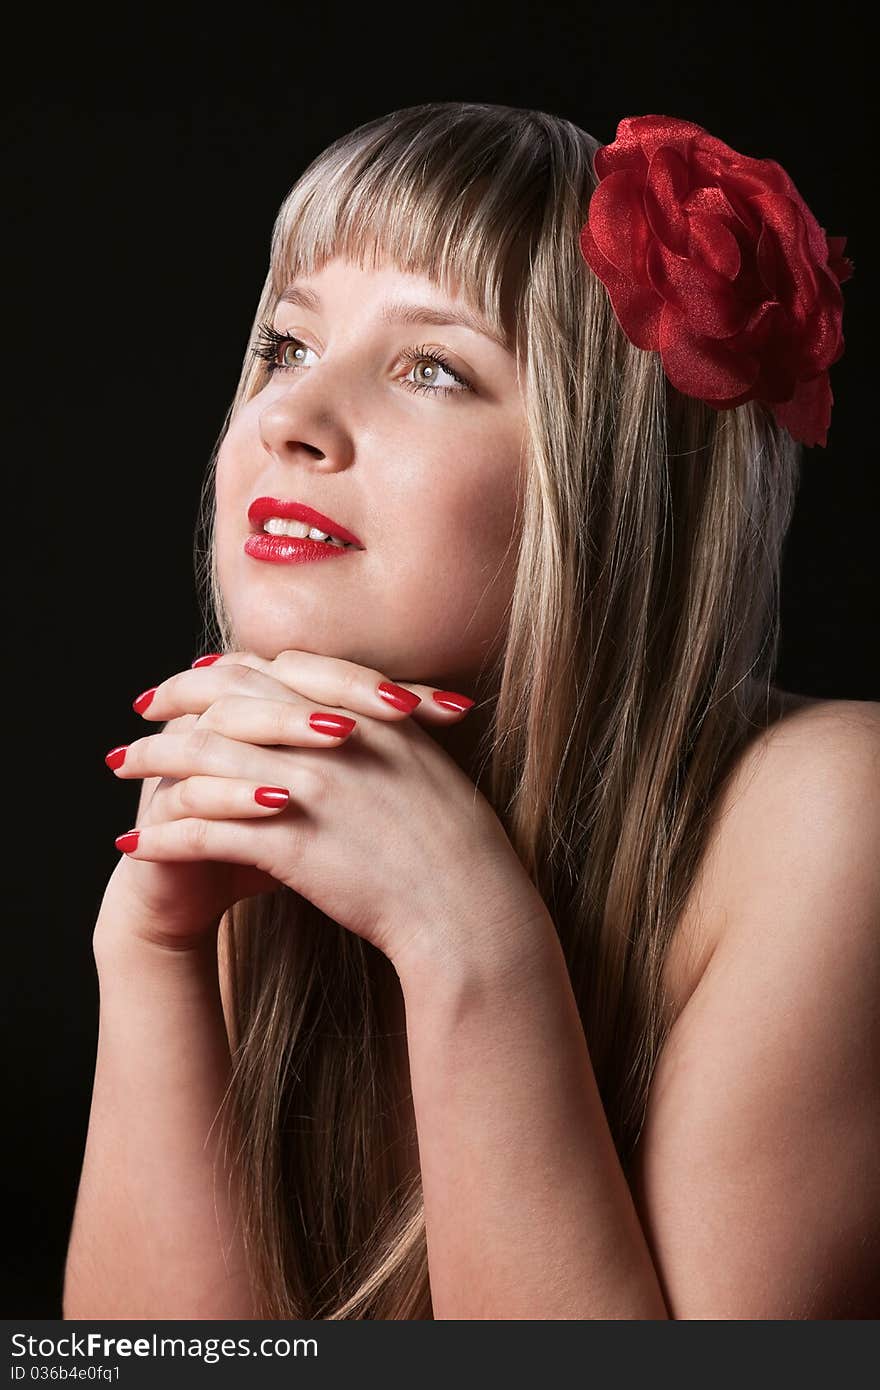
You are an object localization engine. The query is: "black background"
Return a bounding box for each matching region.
[4,8,875,1317]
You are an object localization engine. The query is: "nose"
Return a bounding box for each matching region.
[258,374,355,473]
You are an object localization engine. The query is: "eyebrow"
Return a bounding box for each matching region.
[277,282,508,350]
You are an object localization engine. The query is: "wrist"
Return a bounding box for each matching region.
[396,892,562,1012]
[92,891,223,978]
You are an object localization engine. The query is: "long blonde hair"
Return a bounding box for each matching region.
[193,102,801,1318]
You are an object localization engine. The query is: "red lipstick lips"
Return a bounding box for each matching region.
[247,497,363,547]
[245,496,363,567]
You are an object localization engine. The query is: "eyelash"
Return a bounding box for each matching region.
[249,321,473,397]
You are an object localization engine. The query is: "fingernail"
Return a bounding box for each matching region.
[191,654,223,668]
[377,681,421,713]
[432,690,475,712]
[309,712,357,737]
[115,829,140,853]
[105,745,129,769]
[254,786,290,808]
[132,687,157,714]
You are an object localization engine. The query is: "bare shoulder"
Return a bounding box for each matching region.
[722,688,880,798]
[661,690,880,1016]
[704,690,880,931]
[629,690,880,1317]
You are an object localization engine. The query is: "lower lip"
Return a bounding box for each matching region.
[244,533,359,564]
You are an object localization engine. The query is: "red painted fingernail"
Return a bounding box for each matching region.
[254,786,290,808]
[132,687,157,714]
[377,681,421,713]
[191,654,223,668]
[432,690,475,712]
[309,712,357,737]
[115,829,140,853]
[105,745,129,769]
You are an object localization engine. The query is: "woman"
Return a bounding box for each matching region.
[64,102,877,1320]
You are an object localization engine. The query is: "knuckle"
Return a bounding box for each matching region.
[183,726,215,759]
[338,662,370,700]
[176,778,199,814]
[183,818,210,853]
[298,761,328,805]
[236,662,267,691]
[271,701,295,741]
[231,652,270,677]
[195,693,233,730]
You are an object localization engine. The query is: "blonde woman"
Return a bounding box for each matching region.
[64,102,878,1320]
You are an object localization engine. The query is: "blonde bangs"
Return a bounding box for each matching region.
[264,104,556,353]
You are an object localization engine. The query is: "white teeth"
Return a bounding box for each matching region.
[262,516,351,547]
[263,517,311,538]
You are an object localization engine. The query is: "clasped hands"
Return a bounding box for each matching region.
[104,647,550,985]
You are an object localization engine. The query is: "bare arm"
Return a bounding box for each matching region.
[62,776,256,1320]
[402,919,669,1319]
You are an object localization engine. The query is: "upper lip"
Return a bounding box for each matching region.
[247,497,364,548]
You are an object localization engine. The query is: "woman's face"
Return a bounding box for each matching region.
[215,256,527,690]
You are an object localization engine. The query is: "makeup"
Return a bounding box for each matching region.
[247,497,363,547]
[244,533,360,564]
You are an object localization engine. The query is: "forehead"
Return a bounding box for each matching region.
[276,258,512,352]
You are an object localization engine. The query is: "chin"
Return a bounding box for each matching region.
[221,608,369,668]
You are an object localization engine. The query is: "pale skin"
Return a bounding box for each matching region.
[86,257,880,1318]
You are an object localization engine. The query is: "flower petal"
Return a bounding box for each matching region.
[688,212,742,281]
[772,372,833,448]
[581,219,663,350]
[647,240,749,338]
[643,145,691,255]
[659,302,761,403]
[749,191,820,314]
[583,171,651,281]
[826,235,855,284]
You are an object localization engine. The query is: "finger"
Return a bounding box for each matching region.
[134,655,419,728]
[134,649,475,729]
[224,648,475,726]
[386,682,477,723]
[108,703,355,794]
[141,775,294,824]
[134,672,367,747]
[133,660,307,722]
[114,816,286,869]
[194,694,362,745]
[105,727,308,787]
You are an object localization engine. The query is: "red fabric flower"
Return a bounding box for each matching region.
[578,115,854,447]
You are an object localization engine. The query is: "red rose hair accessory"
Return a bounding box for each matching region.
[578,115,854,447]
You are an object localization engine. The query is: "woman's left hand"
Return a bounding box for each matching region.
[110,648,549,982]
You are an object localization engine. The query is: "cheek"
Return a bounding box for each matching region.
[417,443,522,565]
[214,446,241,519]
[382,448,521,632]
[213,432,260,557]
[211,445,255,607]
